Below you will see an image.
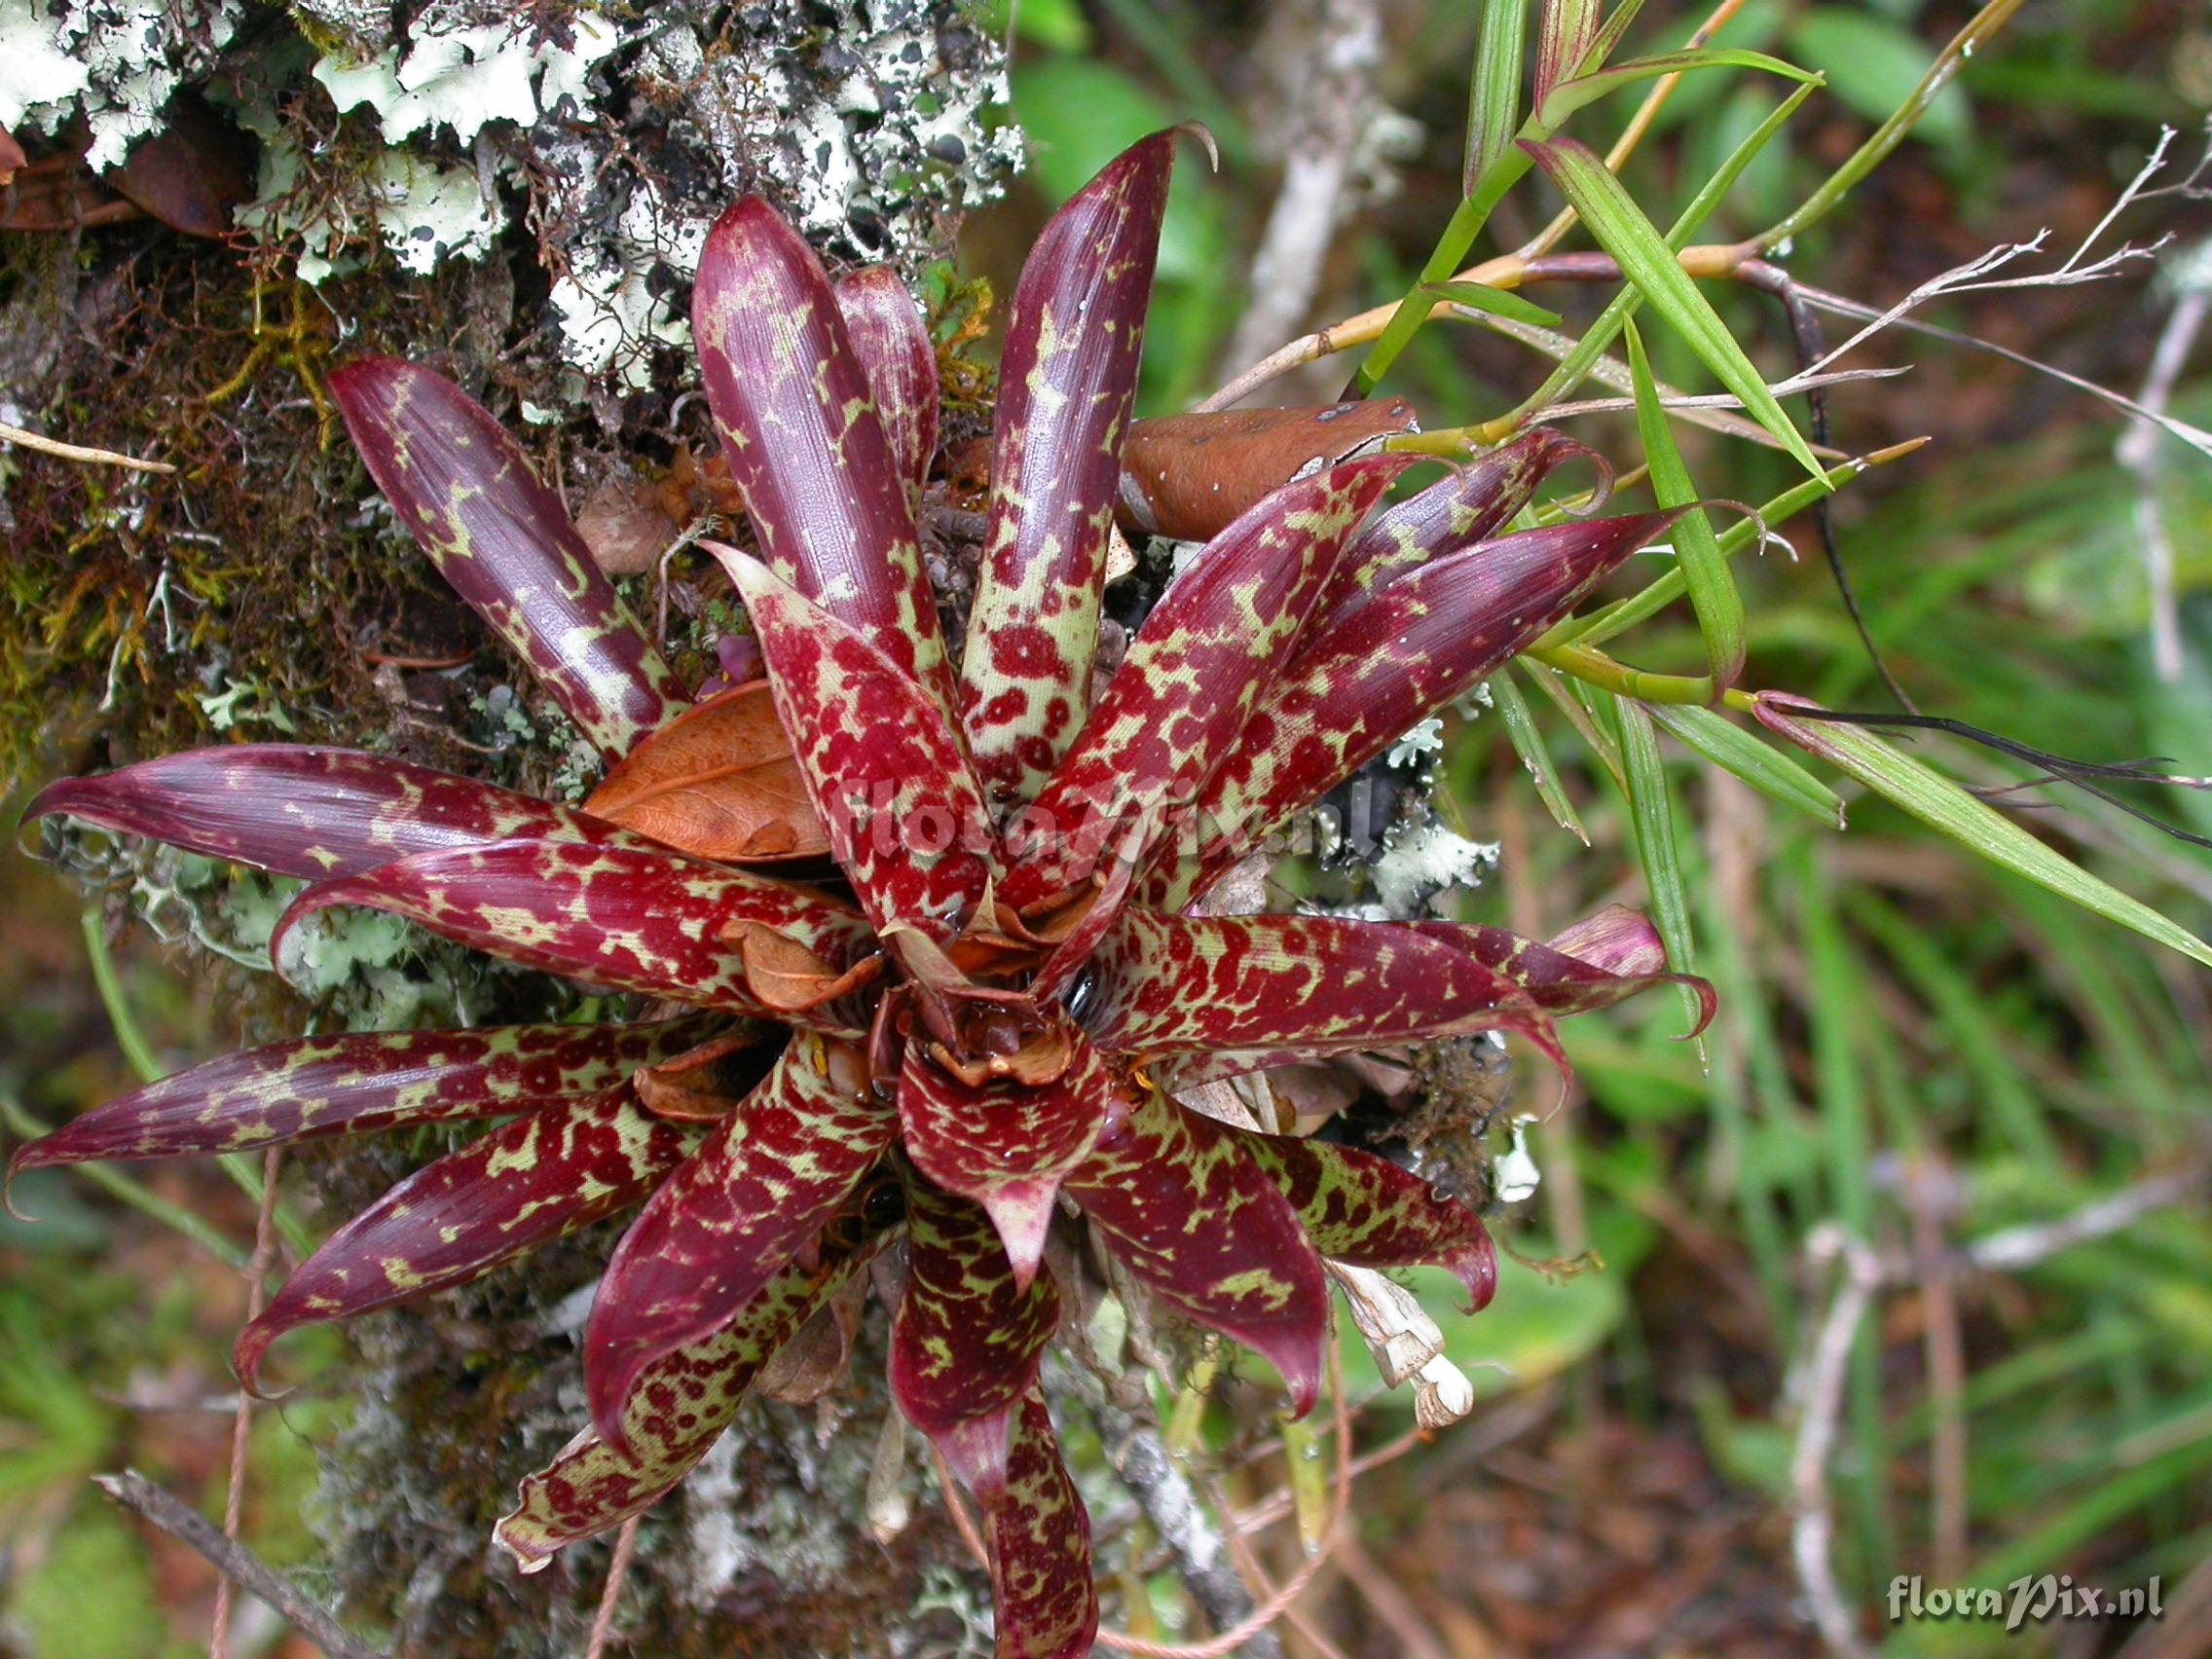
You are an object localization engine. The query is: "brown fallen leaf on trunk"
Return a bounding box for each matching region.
[583,680,831,861]
[1117,398,1419,541]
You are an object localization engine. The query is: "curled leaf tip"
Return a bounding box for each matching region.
[1173,119,1220,171]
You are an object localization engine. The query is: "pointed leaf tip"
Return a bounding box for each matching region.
[328,357,688,758]
[889,1183,1056,1505]
[1067,1089,1328,1417]
[691,200,956,718]
[960,128,1176,810]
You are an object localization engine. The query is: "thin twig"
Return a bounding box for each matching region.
[1788,1170,2203,1657]
[210,1146,284,1659]
[1095,1344,1352,1659]
[1904,1159,1969,1586]
[2116,278,2208,682]
[0,420,177,473]
[584,1514,643,1659]
[93,1469,387,1659]
[1961,1168,2201,1273]
[1790,1226,1881,1659]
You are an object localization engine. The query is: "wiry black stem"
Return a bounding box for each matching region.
[1734,259,1919,712]
[1786,705,2212,849]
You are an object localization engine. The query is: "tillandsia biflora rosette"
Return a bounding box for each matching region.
[11,131,1713,1658]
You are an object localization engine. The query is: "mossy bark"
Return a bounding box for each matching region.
[3,5,1008,1654]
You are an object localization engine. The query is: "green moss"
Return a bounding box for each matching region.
[6,1509,186,1659]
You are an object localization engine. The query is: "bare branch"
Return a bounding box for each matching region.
[1789,1226,1881,1659]
[0,421,178,474]
[2116,275,2209,682]
[92,1469,387,1659]
[1787,1170,2202,1656]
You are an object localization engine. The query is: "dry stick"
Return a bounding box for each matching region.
[1221,0,1383,375]
[1904,1159,1969,1588]
[1789,1168,2205,1658]
[583,1514,643,1659]
[0,420,178,474]
[1790,1226,1882,1659]
[2116,282,2209,684]
[210,1146,284,1659]
[1094,1345,1352,1659]
[93,1470,387,1659]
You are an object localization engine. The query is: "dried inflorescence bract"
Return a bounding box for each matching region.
[13,131,1710,1658]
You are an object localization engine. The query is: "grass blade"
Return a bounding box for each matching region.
[1626,318,1744,688]
[1465,0,1530,193]
[1614,696,1704,1044]
[1540,48,1818,128]
[1522,136,1824,477]
[1754,694,2212,970]
[1647,703,1842,827]
[1421,279,1562,329]
[1494,667,1590,842]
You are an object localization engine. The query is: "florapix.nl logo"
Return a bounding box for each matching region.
[1887,1574,2164,1633]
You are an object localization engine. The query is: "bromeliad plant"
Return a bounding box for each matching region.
[12,132,1710,1655]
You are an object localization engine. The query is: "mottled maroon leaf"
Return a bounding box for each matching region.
[691,198,956,717]
[1001,457,1409,915]
[328,358,688,759]
[1227,1129,1496,1309]
[1315,425,1607,620]
[6,1016,719,1188]
[833,265,939,510]
[1413,903,1716,1034]
[984,1389,1097,1659]
[897,1023,1113,1286]
[1147,509,1682,908]
[582,1036,895,1447]
[958,129,1174,812]
[25,746,585,881]
[497,1197,895,1570]
[235,1087,695,1390]
[1066,1088,1330,1414]
[273,833,877,1031]
[1083,910,1560,1071]
[710,547,993,955]
[890,1180,1059,1500]
[1117,398,1419,543]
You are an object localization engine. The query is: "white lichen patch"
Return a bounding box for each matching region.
[313,5,616,145]
[365,149,504,276]
[548,176,708,387]
[0,0,240,171]
[17,1,1021,416]
[1368,818,1499,916]
[0,0,91,132]
[1385,716,1445,769]
[242,135,505,282]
